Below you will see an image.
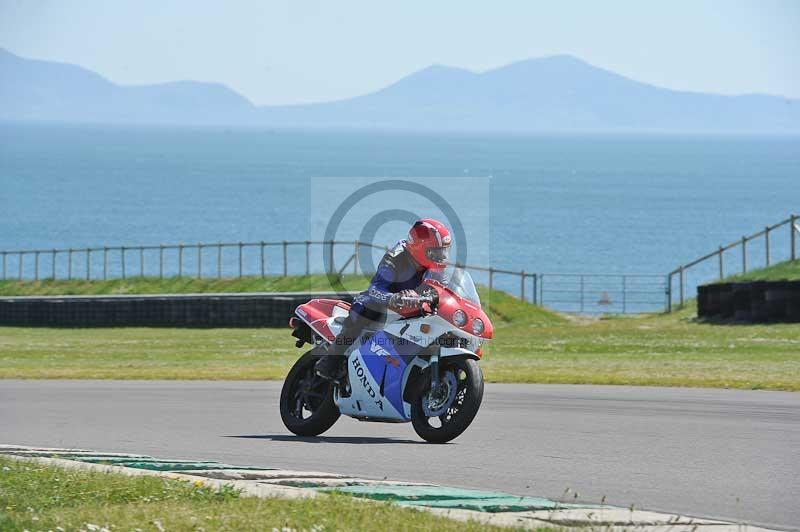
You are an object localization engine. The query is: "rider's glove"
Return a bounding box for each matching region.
[389,289,422,311]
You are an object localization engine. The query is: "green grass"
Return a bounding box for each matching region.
[1,294,798,390]
[0,456,508,531]
[720,259,800,282]
[0,274,369,296]
[481,301,800,390]
[1,273,798,390]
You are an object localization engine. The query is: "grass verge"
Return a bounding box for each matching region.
[1,295,798,389]
[0,274,368,296]
[1,274,798,390]
[720,259,800,282]
[0,456,509,532]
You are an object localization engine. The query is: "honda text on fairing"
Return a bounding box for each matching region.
[280,267,492,443]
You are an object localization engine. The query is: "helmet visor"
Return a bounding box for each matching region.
[425,246,449,265]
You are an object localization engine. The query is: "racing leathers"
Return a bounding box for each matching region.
[315,240,428,378]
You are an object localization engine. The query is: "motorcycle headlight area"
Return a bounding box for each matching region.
[453,309,468,327]
[472,318,484,335]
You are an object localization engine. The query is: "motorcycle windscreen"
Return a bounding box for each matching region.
[358,331,421,420]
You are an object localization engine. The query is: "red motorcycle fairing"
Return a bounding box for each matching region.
[423,279,494,340]
[294,298,351,343]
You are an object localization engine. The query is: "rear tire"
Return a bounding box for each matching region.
[411,358,483,444]
[280,349,340,437]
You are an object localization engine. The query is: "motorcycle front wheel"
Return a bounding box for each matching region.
[279,349,340,437]
[411,357,484,444]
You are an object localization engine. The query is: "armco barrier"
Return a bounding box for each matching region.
[0,292,354,328]
[697,281,800,322]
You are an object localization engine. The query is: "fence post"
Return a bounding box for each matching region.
[121,247,126,279]
[18,252,23,279]
[622,275,627,314]
[792,214,797,261]
[178,244,184,277]
[159,245,164,279]
[238,242,243,278]
[260,242,265,278]
[140,246,145,277]
[197,244,202,279]
[353,241,359,275]
[580,275,585,313]
[217,243,222,279]
[283,241,288,277]
[520,270,525,301]
[68,248,73,280]
[103,247,108,280]
[34,251,40,281]
[51,249,56,280]
[666,273,672,313]
[741,236,747,273]
[679,266,685,308]
[539,274,544,307]
[328,241,334,274]
[718,246,724,279]
[765,226,771,267]
[533,274,538,305]
[85,249,90,280]
[305,241,310,275]
[489,268,494,293]
[1,251,6,280]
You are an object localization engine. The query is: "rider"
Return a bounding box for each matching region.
[315,218,452,379]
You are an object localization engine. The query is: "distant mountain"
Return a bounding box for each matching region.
[2,48,798,132]
[0,48,254,124]
[257,56,800,133]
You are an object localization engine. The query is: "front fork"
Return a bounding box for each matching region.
[429,349,440,389]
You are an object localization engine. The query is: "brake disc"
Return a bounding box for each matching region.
[422,371,458,417]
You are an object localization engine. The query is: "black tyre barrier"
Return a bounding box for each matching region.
[0,292,354,328]
[697,281,800,323]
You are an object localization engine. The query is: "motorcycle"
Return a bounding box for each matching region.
[280,267,493,443]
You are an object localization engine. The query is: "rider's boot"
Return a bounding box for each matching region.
[316,312,366,380]
[315,334,350,380]
[314,352,344,380]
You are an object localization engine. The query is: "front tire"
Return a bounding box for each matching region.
[280,349,340,437]
[411,358,483,444]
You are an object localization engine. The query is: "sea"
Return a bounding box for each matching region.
[1,123,798,311]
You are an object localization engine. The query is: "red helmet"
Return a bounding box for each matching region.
[406,219,452,269]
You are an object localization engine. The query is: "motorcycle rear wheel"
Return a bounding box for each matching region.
[411,357,484,444]
[280,349,340,437]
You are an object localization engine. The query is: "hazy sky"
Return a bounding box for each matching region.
[1,0,798,105]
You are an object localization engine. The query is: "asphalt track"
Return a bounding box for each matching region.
[1,381,797,530]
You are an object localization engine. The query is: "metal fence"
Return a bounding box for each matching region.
[469,267,667,314]
[7,213,795,315]
[537,274,668,314]
[0,240,385,282]
[667,213,799,311]
[0,238,670,314]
